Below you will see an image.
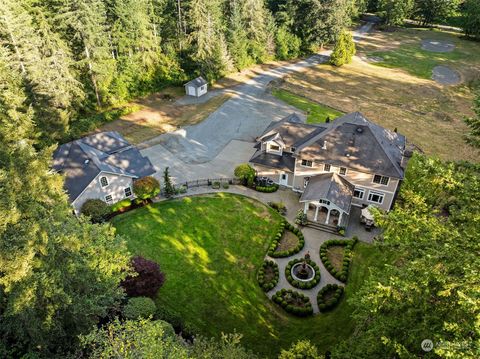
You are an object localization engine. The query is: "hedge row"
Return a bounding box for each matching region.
[272,289,313,317]
[285,258,321,289]
[255,184,279,193]
[257,260,279,292]
[317,284,344,312]
[319,237,358,282]
[268,221,305,258]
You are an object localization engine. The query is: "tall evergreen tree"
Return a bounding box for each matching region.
[461,0,480,40]
[413,0,460,26]
[0,47,130,358]
[0,0,83,144]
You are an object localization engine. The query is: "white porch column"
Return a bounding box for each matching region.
[338,212,343,226]
[325,209,331,224]
[304,202,309,214]
[314,205,319,222]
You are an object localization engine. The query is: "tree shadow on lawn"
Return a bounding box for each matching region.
[112,194,382,357]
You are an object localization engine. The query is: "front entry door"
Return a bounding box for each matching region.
[279,172,288,186]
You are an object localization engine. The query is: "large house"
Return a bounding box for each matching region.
[53,131,155,214]
[250,112,410,227]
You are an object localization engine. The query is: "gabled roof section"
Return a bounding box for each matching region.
[300,173,354,213]
[250,149,296,172]
[296,112,406,178]
[257,113,326,149]
[184,76,207,88]
[53,132,155,202]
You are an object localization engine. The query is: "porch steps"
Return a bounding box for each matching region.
[305,221,338,235]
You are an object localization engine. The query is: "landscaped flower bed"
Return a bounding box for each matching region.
[285,258,321,289]
[257,260,279,292]
[317,284,344,312]
[319,237,358,282]
[272,289,313,317]
[268,221,305,257]
[255,184,279,193]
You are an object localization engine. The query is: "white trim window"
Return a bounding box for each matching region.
[124,187,132,197]
[304,176,310,188]
[301,159,313,167]
[339,167,347,175]
[105,194,113,204]
[373,174,389,185]
[100,176,109,187]
[353,188,365,199]
[270,144,280,151]
[324,163,331,172]
[367,190,384,204]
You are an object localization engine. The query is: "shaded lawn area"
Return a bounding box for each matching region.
[271,88,344,124]
[112,193,382,358]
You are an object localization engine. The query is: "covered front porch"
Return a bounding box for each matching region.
[299,172,354,230]
[302,201,349,227]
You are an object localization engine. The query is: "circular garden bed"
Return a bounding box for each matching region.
[268,221,305,258]
[285,258,321,289]
[319,237,358,282]
[257,260,279,292]
[317,284,344,312]
[272,289,313,317]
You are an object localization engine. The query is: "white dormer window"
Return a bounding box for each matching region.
[324,164,331,172]
[339,167,347,175]
[301,159,313,167]
[269,144,280,151]
[100,176,109,187]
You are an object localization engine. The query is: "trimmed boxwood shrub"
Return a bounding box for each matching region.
[268,221,305,258]
[124,296,157,319]
[317,284,344,312]
[257,260,279,291]
[285,258,321,289]
[319,237,358,282]
[211,181,221,189]
[255,184,279,193]
[80,198,110,223]
[272,289,313,317]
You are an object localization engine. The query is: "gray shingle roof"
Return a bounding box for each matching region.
[184,76,207,88]
[300,173,354,213]
[249,150,296,172]
[52,131,155,202]
[296,112,406,178]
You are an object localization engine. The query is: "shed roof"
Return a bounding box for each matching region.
[184,76,207,88]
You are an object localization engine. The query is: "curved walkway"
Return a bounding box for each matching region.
[161,185,369,314]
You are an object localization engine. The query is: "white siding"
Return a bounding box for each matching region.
[72,172,134,214]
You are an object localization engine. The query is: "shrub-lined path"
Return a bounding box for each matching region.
[159,185,376,313]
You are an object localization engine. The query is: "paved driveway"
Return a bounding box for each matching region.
[141,53,329,182]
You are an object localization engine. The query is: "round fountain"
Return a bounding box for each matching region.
[291,261,316,282]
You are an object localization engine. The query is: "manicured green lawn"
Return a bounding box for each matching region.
[272,88,344,124]
[112,193,381,358]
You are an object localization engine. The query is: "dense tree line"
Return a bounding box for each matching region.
[334,154,480,358]
[0,0,360,147]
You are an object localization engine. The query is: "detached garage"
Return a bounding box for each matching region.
[184,76,208,97]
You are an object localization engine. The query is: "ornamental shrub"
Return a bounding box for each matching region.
[234,164,255,186]
[124,297,157,319]
[80,198,110,223]
[133,176,160,201]
[212,181,221,189]
[122,256,165,298]
[111,198,132,212]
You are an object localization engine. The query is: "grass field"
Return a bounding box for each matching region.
[112,193,382,358]
[272,88,344,123]
[358,26,480,82]
[276,56,478,161]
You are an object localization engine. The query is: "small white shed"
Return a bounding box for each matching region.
[184,76,208,97]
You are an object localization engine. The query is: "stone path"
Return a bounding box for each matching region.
[158,185,376,314]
